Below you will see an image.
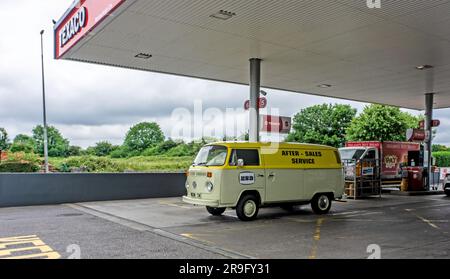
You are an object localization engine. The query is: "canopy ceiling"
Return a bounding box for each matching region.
[55,0,450,109]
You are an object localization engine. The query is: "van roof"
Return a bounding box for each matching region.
[208,142,337,150]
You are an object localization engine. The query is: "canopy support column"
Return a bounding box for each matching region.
[425,93,434,191]
[249,58,261,142]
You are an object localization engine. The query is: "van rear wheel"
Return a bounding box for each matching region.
[236,194,259,221]
[206,206,226,216]
[311,194,332,215]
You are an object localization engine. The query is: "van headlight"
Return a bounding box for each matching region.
[206,181,214,192]
[185,182,190,189]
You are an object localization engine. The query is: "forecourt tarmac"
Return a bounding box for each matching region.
[0,194,449,259]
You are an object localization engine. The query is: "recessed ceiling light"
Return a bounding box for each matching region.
[318,84,332,88]
[210,10,236,20]
[416,65,433,70]
[135,53,152,59]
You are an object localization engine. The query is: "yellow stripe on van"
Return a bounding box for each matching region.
[210,142,341,170]
[262,148,341,169]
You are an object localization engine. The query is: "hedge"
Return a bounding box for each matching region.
[0,162,40,173]
[56,156,122,173]
[433,152,450,167]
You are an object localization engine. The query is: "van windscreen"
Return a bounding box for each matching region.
[194,145,228,167]
[339,149,365,161]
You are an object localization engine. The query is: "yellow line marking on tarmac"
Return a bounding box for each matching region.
[0,235,61,259]
[180,233,215,245]
[308,218,324,259]
[4,251,61,260]
[158,201,192,209]
[414,214,440,229]
[404,209,440,230]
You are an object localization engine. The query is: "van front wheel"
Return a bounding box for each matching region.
[206,206,226,216]
[311,194,332,215]
[236,194,259,221]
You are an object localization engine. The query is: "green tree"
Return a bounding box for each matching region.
[124,122,165,152]
[0,128,10,150]
[67,146,82,157]
[286,104,357,148]
[10,134,36,153]
[346,104,421,142]
[93,141,118,157]
[432,144,448,152]
[32,125,70,157]
[13,134,35,144]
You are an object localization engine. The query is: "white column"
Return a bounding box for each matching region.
[425,93,434,190]
[249,58,261,142]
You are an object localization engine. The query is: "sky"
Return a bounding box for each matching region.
[1,0,450,148]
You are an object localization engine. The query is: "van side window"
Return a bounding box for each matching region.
[229,149,260,166]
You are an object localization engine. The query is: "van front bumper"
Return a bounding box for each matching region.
[182,196,220,207]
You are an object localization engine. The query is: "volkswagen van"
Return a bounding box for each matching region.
[182,142,344,221]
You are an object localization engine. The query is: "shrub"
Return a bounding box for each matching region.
[110,146,131,158]
[166,144,196,157]
[57,156,123,173]
[111,156,194,172]
[67,146,82,156]
[142,139,180,156]
[10,142,35,153]
[92,141,118,157]
[141,146,160,156]
[6,152,42,164]
[0,162,40,173]
[433,152,450,167]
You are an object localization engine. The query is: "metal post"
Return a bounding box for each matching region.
[40,30,49,173]
[425,93,434,190]
[249,58,261,142]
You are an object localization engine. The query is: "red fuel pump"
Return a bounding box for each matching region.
[404,149,426,191]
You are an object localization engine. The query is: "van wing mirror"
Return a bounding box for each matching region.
[237,159,245,167]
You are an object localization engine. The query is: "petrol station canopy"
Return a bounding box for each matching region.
[55,0,450,110]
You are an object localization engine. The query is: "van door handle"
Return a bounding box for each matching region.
[257,174,265,177]
[268,173,275,177]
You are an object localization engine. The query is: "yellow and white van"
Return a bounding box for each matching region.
[183,142,344,221]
